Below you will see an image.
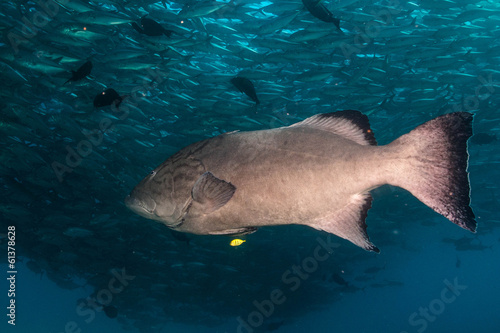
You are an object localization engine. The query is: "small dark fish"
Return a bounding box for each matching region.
[266,319,285,331]
[382,280,404,287]
[370,280,404,288]
[455,243,492,252]
[103,305,118,319]
[364,265,386,274]
[330,273,349,286]
[470,133,496,145]
[442,236,474,246]
[341,284,364,294]
[169,229,190,245]
[65,60,92,85]
[231,76,260,104]
[93,88,123,108]
[456,255,461,268]
[354,275,372,282]
[302,0,340,30]
[132,16,174,37]
[444,236,491,252]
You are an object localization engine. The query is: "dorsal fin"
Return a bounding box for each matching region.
[290,110,377,146]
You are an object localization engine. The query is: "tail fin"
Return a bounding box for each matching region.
[388,112,476,232]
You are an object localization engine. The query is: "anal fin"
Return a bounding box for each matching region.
[311,192,379,253]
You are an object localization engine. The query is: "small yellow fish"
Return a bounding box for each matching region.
[230,239,246,246]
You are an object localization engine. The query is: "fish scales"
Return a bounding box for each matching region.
[177,128,376,223]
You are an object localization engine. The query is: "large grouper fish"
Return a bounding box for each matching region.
[125,110,475,252]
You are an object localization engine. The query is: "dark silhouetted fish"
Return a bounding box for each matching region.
[231,76,260,104]
[370,280,404,288]
[443,236,491,251]
[442,236,474,246]
[470,133,496,145]
[94,300,118,319]
[354,275,372,282]
[132,16,174,37]
[125,111,475,253]
[383,280,404,287]
[93,88,123,108]
[455,242,492,252]
[364,265,386,274]
[302,0,341,30]
[64,60,92,85]
[330,273,349,286]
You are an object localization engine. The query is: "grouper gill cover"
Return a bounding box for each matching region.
[0,1,499,333]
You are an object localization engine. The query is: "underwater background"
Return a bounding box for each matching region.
[1,0,500,332]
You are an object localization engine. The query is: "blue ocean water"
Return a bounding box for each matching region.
[1,0,500,332]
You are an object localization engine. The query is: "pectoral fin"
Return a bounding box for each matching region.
[190,172,236,215]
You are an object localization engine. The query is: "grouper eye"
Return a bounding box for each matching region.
[149,170,156,177]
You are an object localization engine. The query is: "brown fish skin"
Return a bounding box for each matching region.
[127,121,378,233]
[126,111,475,253]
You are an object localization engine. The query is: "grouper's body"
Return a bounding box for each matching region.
[125,111,475,252]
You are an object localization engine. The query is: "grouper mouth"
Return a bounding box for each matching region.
[124,194,157,217]
[125,193,183,228]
